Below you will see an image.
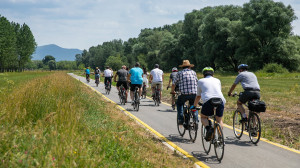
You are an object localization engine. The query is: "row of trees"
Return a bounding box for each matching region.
[0,15,36,72]
[76,0,300,72]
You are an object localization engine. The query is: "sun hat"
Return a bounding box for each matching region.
[179,60,194,68]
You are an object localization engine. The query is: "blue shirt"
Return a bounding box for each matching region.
[85,69,90,74]
[129,67,143,84]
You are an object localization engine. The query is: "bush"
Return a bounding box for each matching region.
[260,63,289,73]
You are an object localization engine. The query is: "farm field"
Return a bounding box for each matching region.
[0,72,193,167]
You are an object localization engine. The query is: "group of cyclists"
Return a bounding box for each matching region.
[84,60,261,142]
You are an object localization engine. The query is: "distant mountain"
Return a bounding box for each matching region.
[31,44,82,61]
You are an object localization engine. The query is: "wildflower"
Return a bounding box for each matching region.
[52,157,55,161]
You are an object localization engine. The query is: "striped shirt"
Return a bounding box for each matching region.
[173,68,198,95]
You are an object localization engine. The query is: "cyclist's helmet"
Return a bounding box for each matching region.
[202,67,214,76]
[238,64,248,70]
[172,67,178,72]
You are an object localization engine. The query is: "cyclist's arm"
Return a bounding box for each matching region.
[113,74,117,82]
[228,83,237,96]
[149,74,153,83]
[127,74,131,82]
[193,95,201,107]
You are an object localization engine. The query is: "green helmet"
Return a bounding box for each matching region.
[202,67,214,76]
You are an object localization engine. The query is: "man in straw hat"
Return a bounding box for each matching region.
[171,60,198,126]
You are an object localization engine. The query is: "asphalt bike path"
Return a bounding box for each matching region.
[69,73,300,168]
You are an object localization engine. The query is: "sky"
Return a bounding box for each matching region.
[1,0,300,50]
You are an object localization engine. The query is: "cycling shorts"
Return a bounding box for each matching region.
[86,74,90,78]
[151,81,162,90]
[239,91,260,104]
[130,84,142,91]
[201,99,224,117]
[117,81,128,90]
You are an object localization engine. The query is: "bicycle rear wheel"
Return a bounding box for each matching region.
[135,90,139,111]
[249,112,261,144]
[214,123,225,162]
[201,124,211,154]
[177,113,186,137]
[233,110,244,139]
[188,113,198,142]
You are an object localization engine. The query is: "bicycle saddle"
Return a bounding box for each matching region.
[210,98,223,107]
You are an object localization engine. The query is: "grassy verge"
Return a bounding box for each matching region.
[0,72,193,167]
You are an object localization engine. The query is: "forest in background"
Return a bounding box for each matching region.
[1,0,300,72]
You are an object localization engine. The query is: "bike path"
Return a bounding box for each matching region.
[69,73,300,168]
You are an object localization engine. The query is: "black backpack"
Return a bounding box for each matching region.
[248,100,266,112]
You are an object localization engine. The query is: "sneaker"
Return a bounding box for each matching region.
[131,101,134,106]
[205,127,214,141]
[239,117,248,123]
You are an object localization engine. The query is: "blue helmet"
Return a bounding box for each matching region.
[238,64,248,70]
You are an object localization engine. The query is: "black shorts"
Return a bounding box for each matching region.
[130,84,142,91]
[86,74,90,78]
[201,99,224,117]
[239,91,260,104]
[117,81,128,90]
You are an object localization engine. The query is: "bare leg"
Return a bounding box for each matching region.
[216,116,223,129]
[201,114,209,127]
[237,100,246,117]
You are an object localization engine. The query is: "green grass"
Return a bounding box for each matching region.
[0,72,193,167]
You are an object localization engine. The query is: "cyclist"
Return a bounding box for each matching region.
[114,65,129,102]
[127,62,143,105]
[167,67,178,109]
[171,60,198,126]
[103,66,113,89]
[94,67,101,83]
[142,67,149,88]
[192,67,226,141]
[149,64,164,102]
[228,64,261,122]
[85,67,90,80]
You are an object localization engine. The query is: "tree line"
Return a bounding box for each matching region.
[0,15,36,72]
[76,0,300,72]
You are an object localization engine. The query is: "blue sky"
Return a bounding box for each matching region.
[1,0,299,50]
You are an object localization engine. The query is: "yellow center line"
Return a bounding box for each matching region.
[75,77,210,168]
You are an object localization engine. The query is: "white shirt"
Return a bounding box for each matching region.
[150,68,163,82]
[104,69,113,77]
[197,76,226,104]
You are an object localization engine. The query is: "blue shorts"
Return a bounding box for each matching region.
[201,99,224,117]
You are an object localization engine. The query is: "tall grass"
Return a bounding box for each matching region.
[0,72,193,167]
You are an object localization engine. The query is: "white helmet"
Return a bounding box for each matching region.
[172,67,178,72]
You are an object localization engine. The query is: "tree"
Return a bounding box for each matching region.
[48,60,56,71]
[238,0,297,70]
[0,15,17,71]
[42,55,55,65]
[105,55,124,70]
[14,23,37,71]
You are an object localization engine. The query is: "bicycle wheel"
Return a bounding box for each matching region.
[135,90,139,111]
[201,124,211,154]
[248,112,261,144]
[214,123,225,162]
[188,113,198,142]
[177,113,186,137]
[233,110,244,139]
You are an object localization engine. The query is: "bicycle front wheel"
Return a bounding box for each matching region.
[201,124,211,154]
[188,114,198,142]
[249,112,261,144]
[214,124,225,162]
[233,110,244,139]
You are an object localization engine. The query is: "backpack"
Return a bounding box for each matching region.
[248,100,266,112]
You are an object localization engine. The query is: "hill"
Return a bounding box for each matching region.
[31,44,82,61]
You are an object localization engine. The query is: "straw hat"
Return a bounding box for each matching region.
[179,60,194,68]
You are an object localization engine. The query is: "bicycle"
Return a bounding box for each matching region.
[200,98,225,162]
[232,92,262,144]
[95,75,100,87]
[86,74,90,83]
[177,101,198,142]
[118,84,126,105]
[132,86,140,111]
[153,84,160,106]
[168,86,179,110]
[141,82,147,99]
[105,80,111,95]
